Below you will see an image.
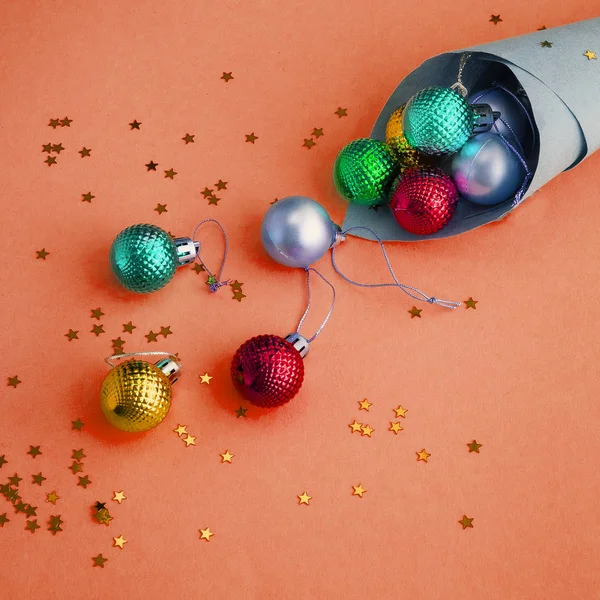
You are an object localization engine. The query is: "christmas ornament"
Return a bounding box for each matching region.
[385,104,423,169]
[100,352,181,432]
[390,167,458,235]
[332,138,398,206]
[451,132,527,205]
[261,196,345,268]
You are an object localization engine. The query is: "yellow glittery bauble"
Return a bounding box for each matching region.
[100,360,172,432]
[385,104,423,170]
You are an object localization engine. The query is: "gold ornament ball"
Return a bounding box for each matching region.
[385,104,423,170]
[100,360,173,432]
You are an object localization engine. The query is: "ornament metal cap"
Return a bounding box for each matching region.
[174,237,200,266]
[155,358,182,384]
[471,103,500,135]
[284,332,310,359]
[331,224,346,248]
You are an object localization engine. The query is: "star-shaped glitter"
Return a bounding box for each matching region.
[32,472,46,485]
[113,491,127,503]
[92,554,108,568]
[200,373,213,384]
[220,450,234,464]
[79,147,91,157]
[45,156,57,166]
[408,307,422,319]
[36,248,50,260]
[199,527,214,541]
[81,192,95,203]
[46,491,60,504]
[60,117,72,127]
[65,329,79,341]
[94,508,113,526]
[459,515,474,529]
[113,535,127,549]
[48,515,63,535]
[584,50,597,60]
[122,321,136,334]
[24,504,38,518]
[464,297,478,309]
[335,107,348,118]
[312,127,324,138]
[93,501,106,511]
[0,514,9,527]
[90,307,104,319]
[540,40,553,48]
[215,179,228,191]
[235,406,247,418]
[14,501,27,513]
[72,418,84,431]
[349,420,363,433]
[69,461,84,474]
[91,324,105,336]
[0,455,6,468]
[160,326,172,338]
[8,474,22,486]
[352,484,367,498]
[361,424,374,437]
[7,376,21,388]
[5,488,20,502]
[183,434,196,447]
[174,424,188,437]
[48,118,60,128]
[52,143,64,154]
[416,449,431,462]
[221,72,233,82]
[393,405,408,418]
[42,143,53,153]
[182,133,195,144]
[72,449,86,460]
[201,187,214,198]
[208,195,220,206]
[489,14,502,24]
[27,446,42,459]
[145,160,158,171]
[112,336,125,348]
[297,492,312,505]
[78,475,91,488]
[191,264,205,276]
[389,422,403,434]
[129,120,141,130]
[155,203,167,214]
[468,440,483,453]
[245,132,258,143]
[232,290,246,302]
[145,330,159,343]
[230,280,243,292]
[164,168,177,179]
[358,398,372,411]
[25,519,41,533]
[303,138,316,149]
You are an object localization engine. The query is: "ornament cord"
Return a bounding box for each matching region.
[331,227,461,309]
[295,267,336,343]
[105,352,180,368]
[191,219,231,292]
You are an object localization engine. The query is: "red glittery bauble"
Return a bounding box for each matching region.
[230,334,305,408]
[389,166,458,235]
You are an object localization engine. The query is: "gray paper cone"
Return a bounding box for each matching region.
[342,17,600,242]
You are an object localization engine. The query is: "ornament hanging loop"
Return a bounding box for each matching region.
[451,52,472,98]
[295,267,337,344]
[192,219,232,293]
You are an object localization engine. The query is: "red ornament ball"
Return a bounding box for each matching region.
[390,166,458,235]
[230,334,305,408]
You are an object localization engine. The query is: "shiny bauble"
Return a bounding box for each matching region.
[451,132,526,206]
[332,138,398,206]
[261,196,342,268]
[390,167,458,235]
[231,334,305,407]
[385,104,423,170]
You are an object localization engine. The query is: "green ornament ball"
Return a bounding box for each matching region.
[332,138,398,206]
[403,86,474,155]
[109,224,179,293]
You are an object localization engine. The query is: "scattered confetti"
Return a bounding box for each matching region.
[173,424,188,437]
[145,330,159,343]
[361,424,374,437]
[584,49,597,60]
[416,449,431,463]
[459,515,474,529]
[393,405,408,418]
[52,143,64,154]
[232,290,246,302]
[221,72,233,82]
[91,324,105,337]
[79,147,91,157]
[0,456,6,468]
[199,527,214,541]
[464,297,478,309]
[60,117,72,127]
[220,450,234,463]
[230,280,243,292]
[122,321,136,334]
[0,514,9,527]
[113,491,127,504]
[78,475,92,489]
[215,179,228,190]
[297,492,312,506]
[25,504,38,518]
[334,107,348,118]
[303,138,316,149]
[31,473,46,486]
[42,143,53,153]
[27,446,42,459]
[93,501,106,511]
[8,474,22,486]
[46,491,60,505]
[81,192,95,203]
[208,195,220,206]
[94,508,113,526]
[201,187,214,198]
[352,484,367,498]
[389,422,403,434]
[113,535,127,549]
[72,449,85,460]
[45,156,57,167]
[182,133,195,144]
[540,40,553,48]
[468,440,483,453]
[7,376,21,388]
[145,160,158,171]
[349,420,363,433]
[154,203,168,215]
[235,406,247,418]
[25,519,40,533]
[129,120,141,130]
[408,307,422,319]
[65,329,79,341]
[164,168,177,179]
[36,248,50,260]
[199,373,213,384]
[183,434,196,447]
[312,127,324,138]
[48,515,63,535]
[160,326,172,337]
[72,418,84,431]
[489,14,502,25]
[69,461,84,474]
[245,132,258,143]
[358,398,372,411]
[92,554,108,568]
[48,118,60,128]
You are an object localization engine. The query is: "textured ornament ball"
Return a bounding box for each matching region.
[451,132,526,206]
[100,360,173,432]
[110,224,178,293]
[385,104,423,170]
[231,334,305,407]
[332,138,398,206]
[390,167,458,235]
[261,196,339,268]
[403,86,474,155]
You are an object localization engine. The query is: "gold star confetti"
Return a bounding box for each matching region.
[199,373,213,384]
[540,40,553,48]
[389,422,403,434]
[312,127,324,138]
[361,424,374,437]
[129,120,141,130]
[45,156,57,166]
[48,515,63,535]
[145,330,159,343]
[8,474,22,486]
[72,449,85,460]
[145,160,158,171]
[215,179,228,190]
[489,14,502,24]
[32,473,46,485]
[232,290,246,302]
[72,418,84,431]
[245,132,258,143]
[27,445,42,458]
[199,527,214,541]
[48,118,60,128]
[182,133,195,144]
[93,501,106,511]
[173,424,188,437]
[464,297,478,309]
[584,49,597,60]
[459,515,474,529]
[7,376,21,388]
[0,514,9,527]
[113,491,127,504]
[230,280,243,292]
[183,434,196,447]
[416,449,431,462]
[69,461,84,474]
[467,440,483,453]
[408,307,422,319]
[349,420,363,433]
[94,508,113,526]
[60,117,72,127]
[393,405,408,418]
[122,321,136,334]
[164,168,177,179]
[303,138,316,149]
[208,195,220,206]
[297,492,312,505]
[36,248,50,260]
[352,484,367,498]
[52,143,64,154]
[221,72,234,82]
[160,326,172,338]
[91,307,104,319]
[65,329,79,341]
[91,324,105,336]
[0,455,6,468]
[358,398,372,411]
[154,203,168,215]
[112,336,125,348]
[79,147,91,157]
[78,475,92,488]
[42,143,53,153]
[235,406,247,418]
[201,187,214,198]
[335,107,348,118]
[46,491,60,505]
[15,501,27,513]
[25,504,38,518]
[25,519,40,533]
[92,554,108,568]
[113,535,127,549]
[81,192,95,203]
[220,450,234,463]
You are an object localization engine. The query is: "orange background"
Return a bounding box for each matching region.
[1,1,600,598]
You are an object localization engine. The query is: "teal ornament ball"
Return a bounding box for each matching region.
[403,86,474,156]
[110,224,179,293]
[332,138,398,206]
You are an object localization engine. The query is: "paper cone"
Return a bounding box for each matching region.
[342,17,600,241]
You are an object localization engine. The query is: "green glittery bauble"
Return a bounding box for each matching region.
[403,86,474,155]
[332,138,398,206]
[109,224,178,293]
